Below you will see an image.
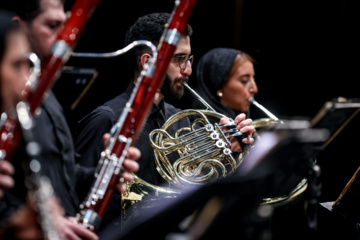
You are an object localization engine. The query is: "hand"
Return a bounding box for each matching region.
[0,160,15,198]
[56,216,98,240]
[102,133,140,193]
[35,196,99,240]
[0,195,99,240]
[1,204,42,240]
[220,113,255,152]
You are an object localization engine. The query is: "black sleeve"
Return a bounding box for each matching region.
[74,106,116,201]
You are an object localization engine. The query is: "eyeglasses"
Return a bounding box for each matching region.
[172,54,194,71]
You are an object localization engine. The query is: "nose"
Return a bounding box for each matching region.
[249,79,258,95]
[180,59,192,76]
[21,66,31,84]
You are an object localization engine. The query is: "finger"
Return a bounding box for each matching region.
[236,118,253,130]
[102,133,111,148]
[126,147,141,161]
[60,228,82,240]
[68,216,77,223]
[0,175,15,189]
[219,117,231,125]
[66,219,98,240]
[123,159,139,173]
[121,172,135,182]
[234,113,246,124]
[242,136,255,144]
[238,125,255,136]
[0,161,15,175]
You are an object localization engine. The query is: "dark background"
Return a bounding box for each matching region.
[55,0,359,203]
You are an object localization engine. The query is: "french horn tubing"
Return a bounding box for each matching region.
[149,82,247,188]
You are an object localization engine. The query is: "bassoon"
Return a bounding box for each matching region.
[0,0,99,237]
[0,0,100,163]
[75,0,198,232]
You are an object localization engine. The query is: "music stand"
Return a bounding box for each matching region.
[317,98,360,224]
[308,97,360,207]
[309,97,360,148]
[98,123,330,240]
[52,66,98,137]
[301,97,360,238]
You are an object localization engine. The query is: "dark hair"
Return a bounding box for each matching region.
[0,0,66,22]
[124,12,193,73]
[0,10,21,62]
[0,9,23,108]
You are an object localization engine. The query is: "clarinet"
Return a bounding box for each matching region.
[75,0,198,232]
[0,0,100,163]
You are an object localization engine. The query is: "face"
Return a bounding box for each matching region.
[24,0,66,62]
[161,36,192,100]
[218,59,258,113]
[1,31,31,112]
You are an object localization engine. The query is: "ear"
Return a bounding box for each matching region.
[12,16,22,24]
[134,53,152,85]
[140,53,152,69]
[12,16,27,29]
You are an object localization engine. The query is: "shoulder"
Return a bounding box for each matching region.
[80,94,129,125]
[164,102,190,126]
[164,102,182,117]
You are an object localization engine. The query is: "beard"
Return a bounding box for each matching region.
[161,74,189,101]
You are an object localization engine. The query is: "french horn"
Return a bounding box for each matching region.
[121,83,309,222]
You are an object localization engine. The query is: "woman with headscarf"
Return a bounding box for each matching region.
[192,47,258,119]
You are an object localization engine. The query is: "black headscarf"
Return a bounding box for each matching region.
[193,47,244,118]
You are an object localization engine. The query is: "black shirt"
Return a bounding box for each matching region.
[0,91,80,224]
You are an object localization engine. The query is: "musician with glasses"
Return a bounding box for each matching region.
[74,12,255,231]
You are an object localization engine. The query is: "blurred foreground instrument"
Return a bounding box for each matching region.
[17,99,60,240]
[0,0,100,162]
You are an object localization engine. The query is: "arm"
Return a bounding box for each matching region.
[74,107,116,201]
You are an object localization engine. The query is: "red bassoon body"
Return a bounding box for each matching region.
[76,0,198,232]
[0,0,100,162]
